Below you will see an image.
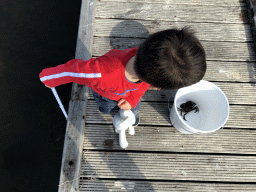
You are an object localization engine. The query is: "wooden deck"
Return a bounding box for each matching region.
[59,0,256,191]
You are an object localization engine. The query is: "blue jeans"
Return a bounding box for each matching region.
[92,90,141,122]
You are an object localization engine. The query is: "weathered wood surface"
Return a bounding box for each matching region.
[95,1,249,23]
[58,0,95,192]
[73,0,256,191]
[75,1,95,61]
[86,101,256,128]
[98,0,246,7]
[81,151,256,182]
[83,124,256,154]
[80,180,256,192]
[58,85,88,192]
[204,61,256,83]
[94,18,252,42]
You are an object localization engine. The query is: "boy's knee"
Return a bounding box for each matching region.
[98,106,111,114]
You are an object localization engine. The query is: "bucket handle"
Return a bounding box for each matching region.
[168,96,224,135]
[168,96,172,113]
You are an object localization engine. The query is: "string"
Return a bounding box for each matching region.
[51,87,68,120]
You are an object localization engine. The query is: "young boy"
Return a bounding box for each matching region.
[39,27,206,126]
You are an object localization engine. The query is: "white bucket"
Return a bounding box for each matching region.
[170,80,229,134]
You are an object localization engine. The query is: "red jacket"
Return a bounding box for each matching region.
[39,48,150,108]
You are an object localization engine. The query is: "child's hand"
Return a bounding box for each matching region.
[117,99,132,111]
[45,85,52,88]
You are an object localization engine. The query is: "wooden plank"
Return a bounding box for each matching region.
[98,0,246,7]
[58,0,95,191]
[92,36,144,55]
[80,179,256,192]
[75,0,95,61]
[58,87,88,192]
[83,124,256,154]
[94,18,252,42]
[92,37,256,62]
[204,61,256,83]
[213,82,256,104]
[86,101,256,128]
[95,1,249,24]
[87,82,256,104]
[81,151,256,182]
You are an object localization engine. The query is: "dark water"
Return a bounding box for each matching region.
[0,1,81,191]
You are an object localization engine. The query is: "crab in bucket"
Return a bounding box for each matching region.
[177,101,199,121]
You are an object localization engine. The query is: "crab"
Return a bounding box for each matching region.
[177,101,199,121]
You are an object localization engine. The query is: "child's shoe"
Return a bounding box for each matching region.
[111,105,120,113]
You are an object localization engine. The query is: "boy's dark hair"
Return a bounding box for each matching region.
[134,26,206,90]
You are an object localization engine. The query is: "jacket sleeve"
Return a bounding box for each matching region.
[39,58,102,88]
[125,83,150,109]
